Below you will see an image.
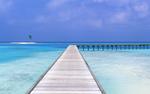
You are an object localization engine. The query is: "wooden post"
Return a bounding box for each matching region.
[139,45,142,49]
[101,45,104,51]
[106,45,109,50]
[111,45,113,50]
[135,45,137,49]
[128,45,130,50]
[131,45,134,50]
[115,45,117,50]
[119,45,122,50]
[87,45,90,51]
[97,45,100,51]
[143,45,145,49]
[77,45,80,49]
[82,45,85,51]
[92,45,95,51]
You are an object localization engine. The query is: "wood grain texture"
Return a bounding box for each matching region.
[30,45,102,94]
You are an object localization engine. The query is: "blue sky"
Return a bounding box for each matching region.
[0,0,150,42]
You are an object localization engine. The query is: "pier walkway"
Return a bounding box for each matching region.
[29,45,103,94]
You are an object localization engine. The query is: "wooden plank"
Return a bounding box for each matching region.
[29,45,103,94]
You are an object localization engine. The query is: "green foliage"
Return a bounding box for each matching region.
[28,35,32,40]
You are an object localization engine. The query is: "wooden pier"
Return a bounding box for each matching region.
[28,45,104,94]
[77,43,150,51]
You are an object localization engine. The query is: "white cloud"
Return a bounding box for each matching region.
[36,0,149,28]
[133,2,149,17]
[35,15,48,23]
[110,12,129,24]
[57,11,72,22]
[93,0,104,3]
[47,0,71,10]
[0,0,13,13]
[77,18,103,29]
[86,19,103,28]
[93,0,131,5]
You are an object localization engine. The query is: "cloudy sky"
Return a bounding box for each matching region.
[0,0,150,42]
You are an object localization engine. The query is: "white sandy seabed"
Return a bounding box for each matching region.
[0,51,63,94]
[82,50,150,94]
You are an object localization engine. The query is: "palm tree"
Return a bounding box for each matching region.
[28,35,32,40]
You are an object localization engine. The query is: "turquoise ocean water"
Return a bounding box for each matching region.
[1,43,150,94]
[0,43,67,94]
[81,49,150,94]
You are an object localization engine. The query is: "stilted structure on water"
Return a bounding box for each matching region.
[76,43,150,51]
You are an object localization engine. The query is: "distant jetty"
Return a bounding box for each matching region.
[76,43,150,51]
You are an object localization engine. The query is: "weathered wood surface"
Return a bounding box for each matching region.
[29,45,102,94]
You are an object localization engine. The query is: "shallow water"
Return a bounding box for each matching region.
[81,50,150,94]
[0,43,67,94]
